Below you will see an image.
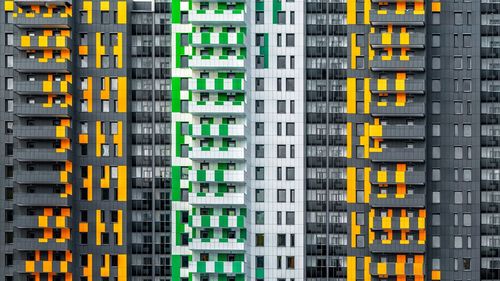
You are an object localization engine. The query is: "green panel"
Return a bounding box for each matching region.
[255,0,264,11]
[260,34,269,68]
[172,0,181,23]
[219,215,228,227]
[272,0,282,24]
[197,261,206,273]
[215,261,224,273]
[201,124,211,136]
[215,78,224,90]
[233,78,242,91]
[176,122,186,157]
[215,170,224,182]
[232,261,242,273]
[171,78,181,112]
[197,78,206,90]
[237,32,245,44]
[256,268,264,279]
[196,170,206,181]
[171,166,181,201]
[240,208,247,217]
[237,216,244,228]
[219,124,228,136]
[176,211,186,246]
[220,32,228,44]
[201,33,211,44]
[171,255,182,281]
[201,216,211,227]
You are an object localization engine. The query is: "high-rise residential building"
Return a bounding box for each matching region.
[1,0,500,281]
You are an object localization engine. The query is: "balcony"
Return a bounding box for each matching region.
[370,56,425,72]
[189,56,245,70]
[189,170,245,183]
[190,215,245,228]
[15,171,71,184]
[369,33,425,48]
[14,148,70,162]
[15,58,72,73]
[188,78,245,92]
[15,35,72,50]
[14,81,72,95]
[189,147,246,161]
[13,13,72,28]
[369,10,425,26]
[15,260,70,274]
[14,238,69,251]
[482,59,500,71]
[371,148,425,162]
[369,194,425,208]
[189,10,246,26]
[369,262,423,276]
[370,171,425,185]
[371,103,425,117]
[14,126,71,139]
[370,240,425,253]
[14,193,70,207]
[370,79,425,94]
[370,125,425,140]
[191,32,246,47]
[191,124,246,138]
[189,261,244,274]
[14,103,71,118]
[15,215,70,229]
[189,101,245,116]
[189,238,245,251]
[189,192,246,206]
[371,217,425,231]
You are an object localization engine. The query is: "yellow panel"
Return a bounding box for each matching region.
[400,217,409,229]
[347,167,356,203]
[363,0,370,24]
[118,254,127,281]
[381,33,391,45]
[21,36,30,47]
[432,2,441,12]
[381,217,391,229]
[395,79,405,91]
[43,80,53,92]
[431,270,441,280]
[347,256,356,281]
[39,36,48,47]
[377,171,387,183]
[418,217,425,229]
[346,0,356,25]
[38,215,48,227]
[56,36,66,47]
[56,126,66,138]
[43,261,52,272]
[347,78,356,114]
[377,79,387,91]
[395,171,405,183]
[364,167,371,203]
[364,257,371,281]
[83,1,93,24]
[4,1,14,11]
[364,78,371,114]
[100,1,110,11]
[400,33,410,45]
[346,122,352,158]
[56,216,66,227]
[369,124,382,137]
[377,263,387,275]
[25,261,35,273]
[117,1,127,24]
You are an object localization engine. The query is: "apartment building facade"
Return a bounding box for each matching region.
[0,0,499,281]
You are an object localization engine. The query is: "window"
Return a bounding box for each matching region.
[277,189,286,202]
[286,78,295,91]
[286,212,295,225]
[463,124,472,137]
[255,100,264,113]
[286,167,295,180]
[277,234,286,247]
[286,123,295,135]
[432,169,440,181]
[463,258,471,271]
[255,122,264,135]
[255,78,264,91]
[5,55,12,68]
[463,213,471,227]
[432,214,441,226]
[255,234,264,246]
[256,34,265,46]
[277,100,286,113]
[286,256,295,269]
[432,101,440,114]
[101,55,110,68]
[256,167,264,180]
[432,56,441,70]
[286,34,295,46]
[432,124,440,136]
[5,77,13,90]
[432,191,440,203]
[5,33,13,46]
[256,12,264,24]
[455,192,463,204]
[277,56,286,69]
[255,145,264,158]
[464,169,472,182]
[277,145,286,158]
[255,189,264,202]
[455,12,463,25]
[255,211,264,225]
[255,56,265,69]
[5,100,12,112]
[432,146,440,159]
[454,236,463,249]
[432,34,440,47]
[432,236,440,248]
[256,256,264,268]
[455,146,463,159]
[80,56,88,68]
[277,11,286,24]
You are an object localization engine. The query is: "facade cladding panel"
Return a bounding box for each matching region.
[0,0,499,281]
